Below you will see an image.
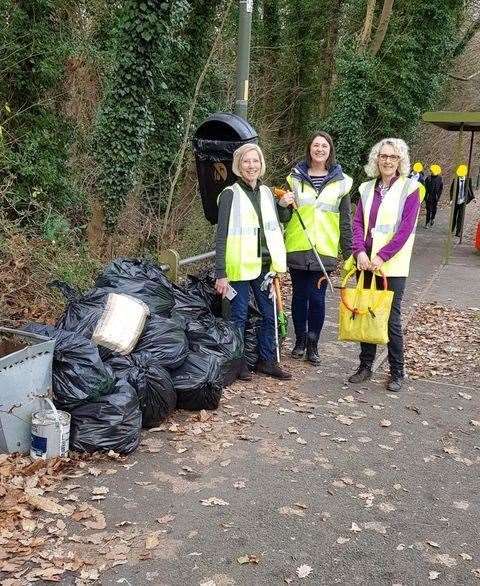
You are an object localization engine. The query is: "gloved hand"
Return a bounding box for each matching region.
[260,271,276,298]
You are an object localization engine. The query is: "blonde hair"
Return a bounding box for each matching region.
[364,138,410,178]
[232,143,266,178]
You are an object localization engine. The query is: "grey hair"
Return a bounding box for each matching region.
[364,138,411,178]
[232,143,266,178]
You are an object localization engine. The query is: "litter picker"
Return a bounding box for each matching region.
[273,276,288,340]
[260,272,281,363]
[273,187,334,293]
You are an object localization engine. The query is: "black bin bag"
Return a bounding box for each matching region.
[52,281,110,340]
[69,379,142,454]
[94,258,174,315]
[171,282,213,321]
[184,270,222,317]
[23,323,114,411]
[185,317,243,386]
[170,349,223,411]
[106,351,176,428]
[134,315,189,369]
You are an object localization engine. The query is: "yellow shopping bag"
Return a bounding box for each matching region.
[338,269,394,344]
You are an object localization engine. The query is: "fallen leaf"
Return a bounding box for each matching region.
[237,554,260,564]
[433,553,457,567]
[157,515,175,524]
[201,497,229,507]
[146,532,161,549]
[21,518,37,532]
[336,415,353,426]
[296,564,313,578]
[460,553,472,561]
[363,521,387,534]
[25,494,71,516]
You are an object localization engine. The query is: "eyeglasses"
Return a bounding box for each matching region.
[378,154,400,162]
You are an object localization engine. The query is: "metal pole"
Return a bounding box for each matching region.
[444,124,464,265]
[459,131,475,244]
[235,0,253,119]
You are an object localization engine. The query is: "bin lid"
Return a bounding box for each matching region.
[193,112,258,141]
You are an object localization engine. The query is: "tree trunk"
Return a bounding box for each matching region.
[319,0,343,118]
[370,0,395,56]
[359,0,376,48]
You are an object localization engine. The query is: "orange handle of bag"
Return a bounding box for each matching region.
[340,269,388,316]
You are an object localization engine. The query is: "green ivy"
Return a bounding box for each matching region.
[94,0,172,230]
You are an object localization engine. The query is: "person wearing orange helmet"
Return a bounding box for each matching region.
[424,164,443,227]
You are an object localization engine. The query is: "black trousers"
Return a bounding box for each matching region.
[425,197,438,225]
[452,203,466,237]
[358,273,406,377]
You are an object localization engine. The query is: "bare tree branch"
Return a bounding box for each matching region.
[159,0,234,243]
[370,0,395,56]
[359,0,376,48]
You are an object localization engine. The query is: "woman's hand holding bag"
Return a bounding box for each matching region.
[338,269,394,345]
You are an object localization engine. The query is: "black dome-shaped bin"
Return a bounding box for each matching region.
[192,113,258,224]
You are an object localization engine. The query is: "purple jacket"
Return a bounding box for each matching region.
[352,175,421,262]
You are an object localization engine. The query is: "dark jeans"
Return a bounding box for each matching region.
[230,272,276,362]
[452,203,466,237]
[358,272,406,377]
[425,197,438,225]
[289,268,327,338]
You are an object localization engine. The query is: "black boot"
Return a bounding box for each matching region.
[238,360,253,381]
[306,333,320,365]
[291,334,306,359]
[387,371,405,392]
[348,363,372,383]
[256,360,292,380]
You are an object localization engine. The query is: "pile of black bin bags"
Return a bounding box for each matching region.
[25,258,250,455]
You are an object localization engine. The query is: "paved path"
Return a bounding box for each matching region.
[90,201,479,585]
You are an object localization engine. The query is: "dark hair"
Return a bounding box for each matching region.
[306,131,336,169]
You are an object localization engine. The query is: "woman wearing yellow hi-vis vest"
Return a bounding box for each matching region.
[215,143,292,381]
[277,131,353,365]
[347,138,425,392]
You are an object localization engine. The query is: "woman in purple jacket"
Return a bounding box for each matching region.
[347,138,424,392]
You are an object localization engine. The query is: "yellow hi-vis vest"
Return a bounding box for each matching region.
[219,182,287,281]
[284,173,353,257]
[359,175,423,277]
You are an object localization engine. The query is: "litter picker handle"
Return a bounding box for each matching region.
[273,187,298,209]
[273,277,283,312]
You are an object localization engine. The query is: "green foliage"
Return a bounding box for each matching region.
[325,0,464,179]
[94,0,172,230]
[0,0,81,230]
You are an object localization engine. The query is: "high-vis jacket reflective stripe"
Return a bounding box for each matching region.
[284,174,353,257]
[359,176,422,277]
[219,183,287,281]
